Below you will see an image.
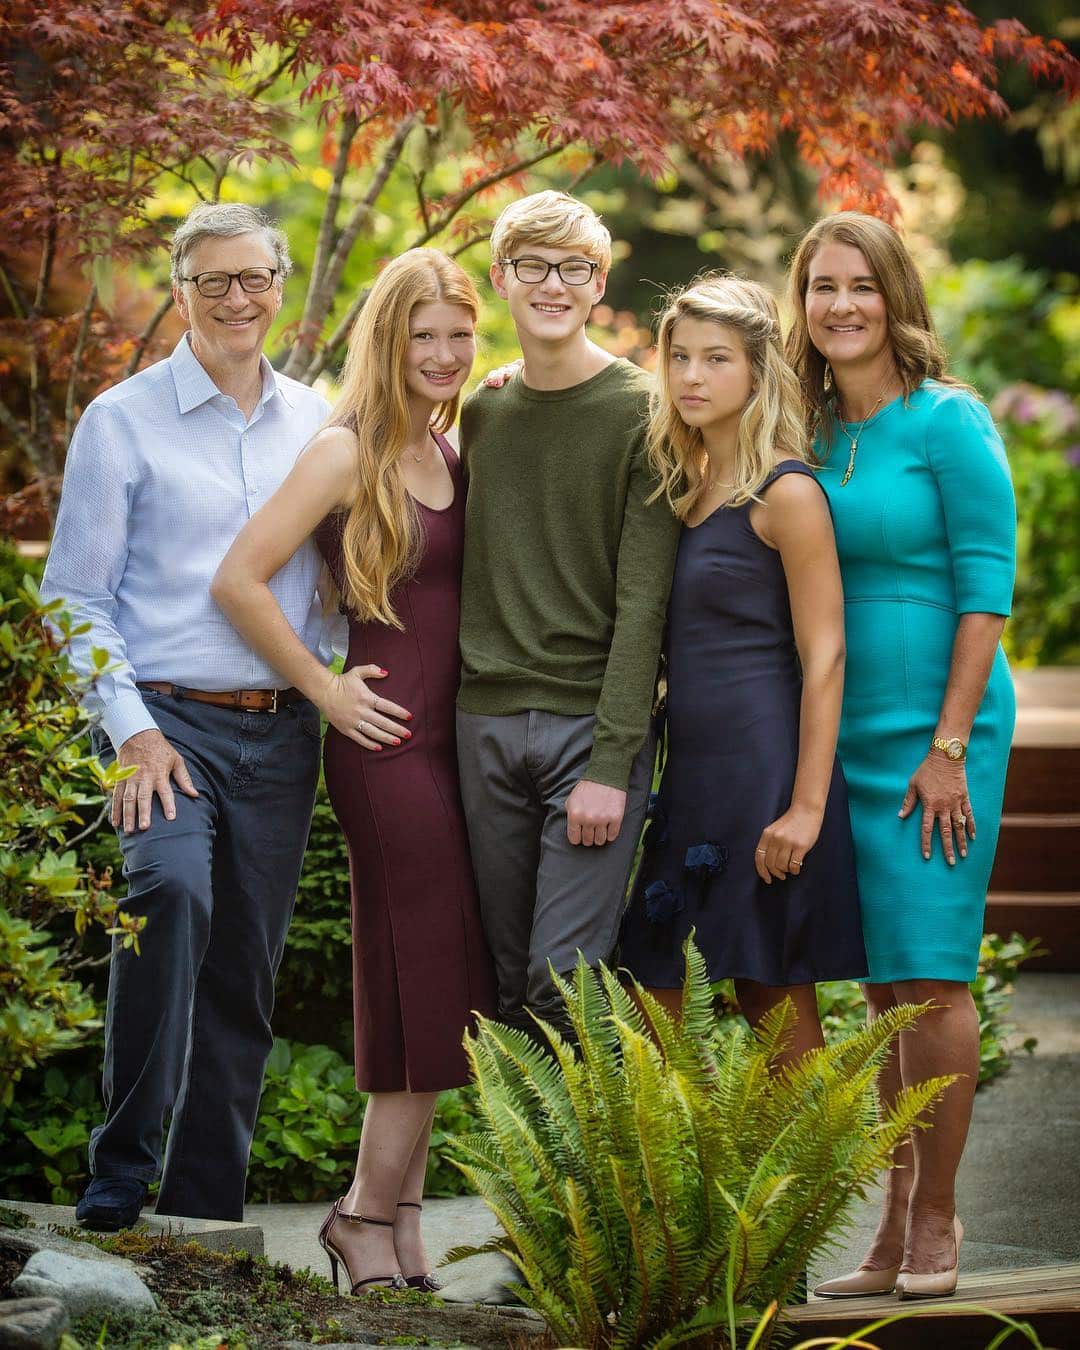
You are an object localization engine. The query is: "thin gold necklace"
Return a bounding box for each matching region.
[407,434,432,464]
[837,382,890,486]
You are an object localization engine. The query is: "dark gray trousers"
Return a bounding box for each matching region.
[89,688,320,1220]
[455,710,654,1036]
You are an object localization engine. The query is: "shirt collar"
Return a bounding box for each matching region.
[169,333,293,414]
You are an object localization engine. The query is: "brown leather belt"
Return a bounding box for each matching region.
[138,682,303,713]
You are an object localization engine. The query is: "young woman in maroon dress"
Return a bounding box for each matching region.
[213,249,495,1295]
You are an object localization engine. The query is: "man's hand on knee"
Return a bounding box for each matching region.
[113,729,198,833]
[565,779,627,848]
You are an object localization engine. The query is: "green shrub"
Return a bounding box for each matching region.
[446,943,947,1349]
[927,258,1078,398]
[992,382,1080,664]
[271,789,354,1048]
[246,1037,483,1203]
[0,573,139,1106]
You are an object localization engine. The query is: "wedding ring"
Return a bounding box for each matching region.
[755,848,766,855]
[791,858,803,868]
[356,720,367,734]
[954,815,966,827]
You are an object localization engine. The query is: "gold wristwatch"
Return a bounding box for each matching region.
[931,735,967,762]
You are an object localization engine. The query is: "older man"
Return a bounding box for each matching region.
[42,202,332,1227]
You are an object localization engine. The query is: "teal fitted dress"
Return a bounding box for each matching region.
[817,381,1016,983]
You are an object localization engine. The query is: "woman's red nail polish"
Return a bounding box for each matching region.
[403,730,412,738]
[380,669,388,676]
[392,737,401,746]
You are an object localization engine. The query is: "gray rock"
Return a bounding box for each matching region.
[10,1249,156,1317]
[438,1250,525,1305]
[0,1297,69,1350]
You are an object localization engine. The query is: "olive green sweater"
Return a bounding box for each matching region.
[457,358,680,791]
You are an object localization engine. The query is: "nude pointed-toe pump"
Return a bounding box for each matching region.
[812,1264,901,1298]
[894,1216,964,1300]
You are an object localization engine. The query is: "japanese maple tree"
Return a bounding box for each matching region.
[0,0,1076,514]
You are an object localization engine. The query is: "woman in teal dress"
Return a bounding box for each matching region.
[786,212,1016,1300]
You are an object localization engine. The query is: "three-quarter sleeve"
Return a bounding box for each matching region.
[924,389,1016,616]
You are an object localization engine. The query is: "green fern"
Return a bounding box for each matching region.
[447,938,949,1349]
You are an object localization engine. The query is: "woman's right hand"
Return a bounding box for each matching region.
[483,358,524,388]
[319,666,413,751]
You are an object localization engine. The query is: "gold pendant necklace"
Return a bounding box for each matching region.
[837,384,889,486]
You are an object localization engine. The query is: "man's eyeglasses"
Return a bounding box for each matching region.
[500,257,599,286]
[180,268,278,298]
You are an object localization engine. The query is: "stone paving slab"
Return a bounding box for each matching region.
[249,1195,523,1306]
[1,1199,263,1256]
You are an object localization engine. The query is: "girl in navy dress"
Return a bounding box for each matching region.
[620,275,866,1064]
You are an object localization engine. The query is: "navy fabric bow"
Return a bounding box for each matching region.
[643,880,684,925]
[684,842,728,877]
[642,797,669,851]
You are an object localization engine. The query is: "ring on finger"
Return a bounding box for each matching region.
[356,719,367,734]
[755,848,766,856]
[790,858,803,869]
[953,814,966,827]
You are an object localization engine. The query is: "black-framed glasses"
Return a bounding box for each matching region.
[500,257,599,286]
[180,267,278,298]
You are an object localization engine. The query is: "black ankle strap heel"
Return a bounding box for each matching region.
[395,1201,443,1291]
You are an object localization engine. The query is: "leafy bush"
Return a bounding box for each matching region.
[0,571,139,1106]
[992,382,1080,664]
[271,790,354,1047]
[446,943,947,1349]
[246,1037,483,1203]
[925,260,1080,665]
[927,258,1079,398]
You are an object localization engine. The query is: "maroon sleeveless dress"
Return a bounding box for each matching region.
[313,433,495,1092]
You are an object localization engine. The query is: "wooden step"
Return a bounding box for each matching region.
[1003,744,1080,815]
[988,813,1080,892]
[985,892,1080,970]
[783,1262,1080,1349]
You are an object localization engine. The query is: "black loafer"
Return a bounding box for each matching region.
[75,1177,148,1231]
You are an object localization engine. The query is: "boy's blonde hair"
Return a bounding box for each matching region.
[648,273,808,520]
[490,190,612,272]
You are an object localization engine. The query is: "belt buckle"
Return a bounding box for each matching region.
[268,688,279,714]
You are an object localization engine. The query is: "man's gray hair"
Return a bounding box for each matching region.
[170,202,292,284]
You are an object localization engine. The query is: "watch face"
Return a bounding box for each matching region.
[946,738,965,760]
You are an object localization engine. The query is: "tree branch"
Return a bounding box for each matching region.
[0,397,47,475]
[285,114,416,381]
[411,141,569,248]
[449,229,492,259]
[305,111,360,315]
[0,261,28,320]
[64,281,97,447]
[124,293,174,379]
[302,284,372,385]
[324,115,416,287]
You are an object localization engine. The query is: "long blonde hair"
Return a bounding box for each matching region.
[648,273,808,520]
[785,211,968,448]
[333,249,480,628]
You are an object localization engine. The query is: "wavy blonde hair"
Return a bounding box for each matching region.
[785,211,969,449]
[333,248,480,628]
[648,273,808,519]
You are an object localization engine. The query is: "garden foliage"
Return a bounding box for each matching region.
[0,572,138,1106]
[446,943,948,1350]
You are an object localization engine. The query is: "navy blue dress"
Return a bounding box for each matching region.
[619,461,868,988]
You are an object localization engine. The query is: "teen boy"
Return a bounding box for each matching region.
[456,190,680,1038]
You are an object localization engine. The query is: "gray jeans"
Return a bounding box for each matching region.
[455,710,654,1034]
[88,688,320,1220]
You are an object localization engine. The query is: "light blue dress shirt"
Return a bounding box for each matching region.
[42,335,334,752]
